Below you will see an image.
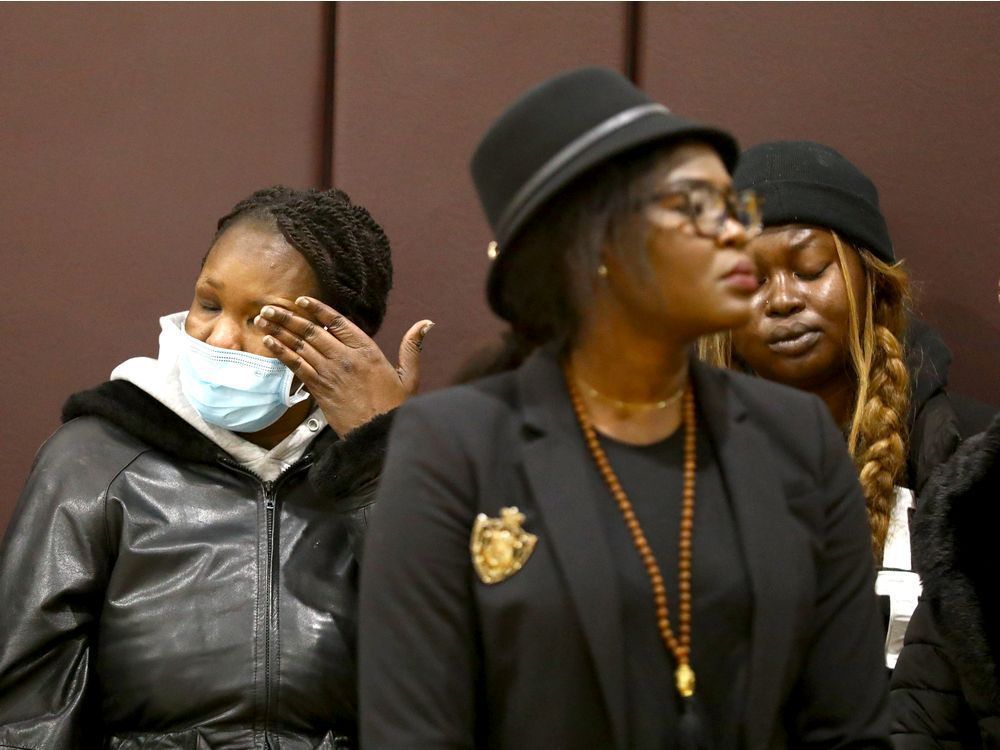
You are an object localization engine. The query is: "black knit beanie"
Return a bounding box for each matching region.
[732,141,894,263]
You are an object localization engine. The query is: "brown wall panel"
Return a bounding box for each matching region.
[640,2,1000,405]
[7,3,994,539]
[0,3,326,532]
[332,2,627,391]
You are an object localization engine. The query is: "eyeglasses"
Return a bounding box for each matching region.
[644,180,762,240]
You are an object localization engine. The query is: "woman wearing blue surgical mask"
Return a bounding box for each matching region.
[0,186,432,749]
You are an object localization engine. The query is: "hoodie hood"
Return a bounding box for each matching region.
[97,312,327,480]
[905,316,953,419]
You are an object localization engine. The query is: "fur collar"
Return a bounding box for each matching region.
[62,380,395,499]
[913,413,1000,703]
[63,380,222,463]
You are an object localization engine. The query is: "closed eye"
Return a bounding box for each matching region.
[794,264,829,281]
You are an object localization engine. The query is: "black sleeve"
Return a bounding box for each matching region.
[890,598,977,749]
[358,399,480,750]
[947,392,998,441]
[309,409,397,502]
[0,420,126,748]
[909,393,963,495]
[788,398,892,748]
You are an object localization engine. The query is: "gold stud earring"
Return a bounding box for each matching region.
[597,264,608,277]
[487,241,499,260]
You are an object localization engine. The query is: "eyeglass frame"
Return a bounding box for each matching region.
[642,179,763,240]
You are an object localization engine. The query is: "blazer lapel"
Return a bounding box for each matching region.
[517,348,628,750]
[691,362,798,749]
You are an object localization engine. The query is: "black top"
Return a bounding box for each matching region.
[597,423,751,750]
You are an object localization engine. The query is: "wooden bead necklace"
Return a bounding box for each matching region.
[565,362,698,700]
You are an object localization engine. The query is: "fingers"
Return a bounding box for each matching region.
[396,320,434,395]
[256,303,342,358]
[261,334,319,383]
[257,313,325,359]
[295,297,370,349]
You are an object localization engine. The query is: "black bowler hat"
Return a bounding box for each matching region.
[733,140,894,263]
[471,67,740,318]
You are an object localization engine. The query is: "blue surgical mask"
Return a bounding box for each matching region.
[177,330,309,433]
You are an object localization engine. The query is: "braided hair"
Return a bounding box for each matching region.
[214,186,393,336]
[833,233,910,560]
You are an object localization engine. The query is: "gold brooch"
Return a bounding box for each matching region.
[470,506,537,584]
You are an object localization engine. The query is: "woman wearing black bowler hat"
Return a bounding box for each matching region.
[359,68,889,749]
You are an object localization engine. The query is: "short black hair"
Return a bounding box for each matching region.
[215,186,393,336]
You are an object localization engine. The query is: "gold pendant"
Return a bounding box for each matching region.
[675,663,696,698]
[470,506,538,584]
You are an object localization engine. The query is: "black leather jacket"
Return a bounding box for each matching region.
[0,381,392,749]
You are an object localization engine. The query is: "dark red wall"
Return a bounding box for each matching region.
[1,3,997,533]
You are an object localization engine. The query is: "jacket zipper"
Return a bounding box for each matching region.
[262,479,276,750]
[217,456,313,749]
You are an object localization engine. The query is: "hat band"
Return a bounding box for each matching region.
[494,102,670,244]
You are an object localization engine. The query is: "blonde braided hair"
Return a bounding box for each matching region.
[699,232,911,559]
[833,233,910,559]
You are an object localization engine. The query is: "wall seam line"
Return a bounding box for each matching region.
[624,1,643,86]
[320,1,337,189]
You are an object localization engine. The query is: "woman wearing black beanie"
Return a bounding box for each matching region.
[715,140,962,671]
[724,141,910,559]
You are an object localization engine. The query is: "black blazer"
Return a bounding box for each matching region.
[360,348,889,749]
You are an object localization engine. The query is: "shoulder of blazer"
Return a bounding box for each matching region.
[715,365,830,438]
[391,369,523,444]
[711,364,827,428]
[398,353,834,473]
[691,362,840,491]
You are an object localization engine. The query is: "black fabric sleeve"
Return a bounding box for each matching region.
[358,399,479,750]
[0,419,133,748]
[788,398,892,748]
[309,410,398,568]
[909,393,963,495]
[889,599,977,749]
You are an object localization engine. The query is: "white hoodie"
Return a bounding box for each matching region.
[110,312,327,481]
